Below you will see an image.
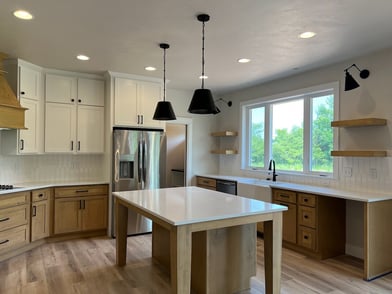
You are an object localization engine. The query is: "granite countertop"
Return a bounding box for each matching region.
[199,174,392,203]
[0,180,109,195]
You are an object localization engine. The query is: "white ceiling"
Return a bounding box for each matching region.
[2,0,392,94]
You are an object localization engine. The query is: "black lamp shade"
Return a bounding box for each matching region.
[188,89,219,114]
[153,101,176,120]
[344,71,360,91]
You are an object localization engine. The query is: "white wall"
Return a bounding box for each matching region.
[219,47,392,193]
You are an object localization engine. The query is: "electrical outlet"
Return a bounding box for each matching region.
[369,168,377,179]
[343,167,352,177]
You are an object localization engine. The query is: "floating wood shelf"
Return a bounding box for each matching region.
[210,131,238,137]
[331,150,387,157]
[331,118,387,128]
[211,149,238,155]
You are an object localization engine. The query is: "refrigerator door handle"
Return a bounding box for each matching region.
[143,140,147,183]
[114,150,120,182]
[138,141,142,184]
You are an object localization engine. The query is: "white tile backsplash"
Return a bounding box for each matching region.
[0,154,106,184]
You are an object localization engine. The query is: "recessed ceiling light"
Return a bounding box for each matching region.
[77,55,90,61]
[199,75,208,79]
[13,10,33,20]
[145,66,156,71]
[238,58,251,63]
[299,31,316,39]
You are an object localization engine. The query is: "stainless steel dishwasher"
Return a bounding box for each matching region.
[216,179,237,195]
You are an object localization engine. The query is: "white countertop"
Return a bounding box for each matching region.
[113,186,287,226]
[0,180,109,195]
[200,174,392,202]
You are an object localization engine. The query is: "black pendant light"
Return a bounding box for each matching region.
[153,43,176,120]
[188,14,218,114]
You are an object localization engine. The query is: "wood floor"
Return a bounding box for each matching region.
[0,235,391,294]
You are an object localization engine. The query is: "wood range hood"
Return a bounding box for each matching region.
[0,52,27,129]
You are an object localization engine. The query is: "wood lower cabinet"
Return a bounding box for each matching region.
[0,191,30,254]
[54,185,108,235]
[272,188,346,259]
[31,188,51,241]
[196,176,216,191]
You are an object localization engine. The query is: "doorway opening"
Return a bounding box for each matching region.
[165,123,187,187]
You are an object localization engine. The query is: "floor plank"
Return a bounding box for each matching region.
[0,235,391,293]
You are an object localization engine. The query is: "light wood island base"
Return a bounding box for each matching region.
[152,222,257,293]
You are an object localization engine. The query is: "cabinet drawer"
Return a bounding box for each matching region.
[197,177,216,188]
[0,205,29,231]
[32,188,51,202]
[0,225,29,253]
[298,206,316,228]
[273,189,296,204]
[55,185,108,198]
[298,193,317,207]
[298,226,317,251]
[0,192,29,209]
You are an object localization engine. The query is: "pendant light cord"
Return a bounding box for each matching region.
[163,47,166,101]
[201,20,205,89]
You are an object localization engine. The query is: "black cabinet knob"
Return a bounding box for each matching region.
[71,99,75,102]
[20,91,25,95]
[78,99,81,103]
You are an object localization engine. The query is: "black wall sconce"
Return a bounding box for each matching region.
[344,64,370,91]
[213,98,233,114]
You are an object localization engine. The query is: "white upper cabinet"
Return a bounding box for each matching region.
[19,66,41,100]
[1,59,43,155]
[78,78,105,106]
[45,74,77,104]
[44,73,105,153]
[113,77,162,128]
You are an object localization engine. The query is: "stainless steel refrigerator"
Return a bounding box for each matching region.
[112,127,164,236]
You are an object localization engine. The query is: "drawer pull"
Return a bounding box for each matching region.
[279,194,290,198]
[304,235,309,240]
[38,193,44,198]
[304,215,309,219]
[76,190,88,193]
[0,217,10,222]
[304,198,309,202]
[202,180,209,184]
[0,239,9,245]
[32,206,37,217]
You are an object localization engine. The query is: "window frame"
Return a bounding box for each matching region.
[240,82,339,178]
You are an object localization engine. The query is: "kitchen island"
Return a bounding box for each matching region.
[113,186,287,294]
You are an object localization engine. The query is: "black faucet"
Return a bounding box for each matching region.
[268,159,278,182]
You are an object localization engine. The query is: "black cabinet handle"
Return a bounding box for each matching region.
[76,190,88,193]
[0,239,9,245]
[304,235,309,240]
[32,206,37,217]
[304,198,309,202]
[78,99,81,103]
[280,194,290,198]
[38,193,44,198]
[0,217,10,222]
[304,215,309,219]
[71,99,75,102]
[78,141,80,151]
[71,141,74,151]
[20,91,25,95]
[20,139,24,151]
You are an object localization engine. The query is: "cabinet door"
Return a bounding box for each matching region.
[78,78,104,106]
[54,198,82,234]
[77,106,104,153]
[138,81,162,128]
[82,196,108,231]
[31,200,50,241]
[45,103,76,153]
[18,98,39,153]
[19,65,41,100]
[273,201,297,243]
[114,77,138,126]
[46,74,77,104]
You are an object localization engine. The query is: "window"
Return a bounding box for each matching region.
[241,82,338,177]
